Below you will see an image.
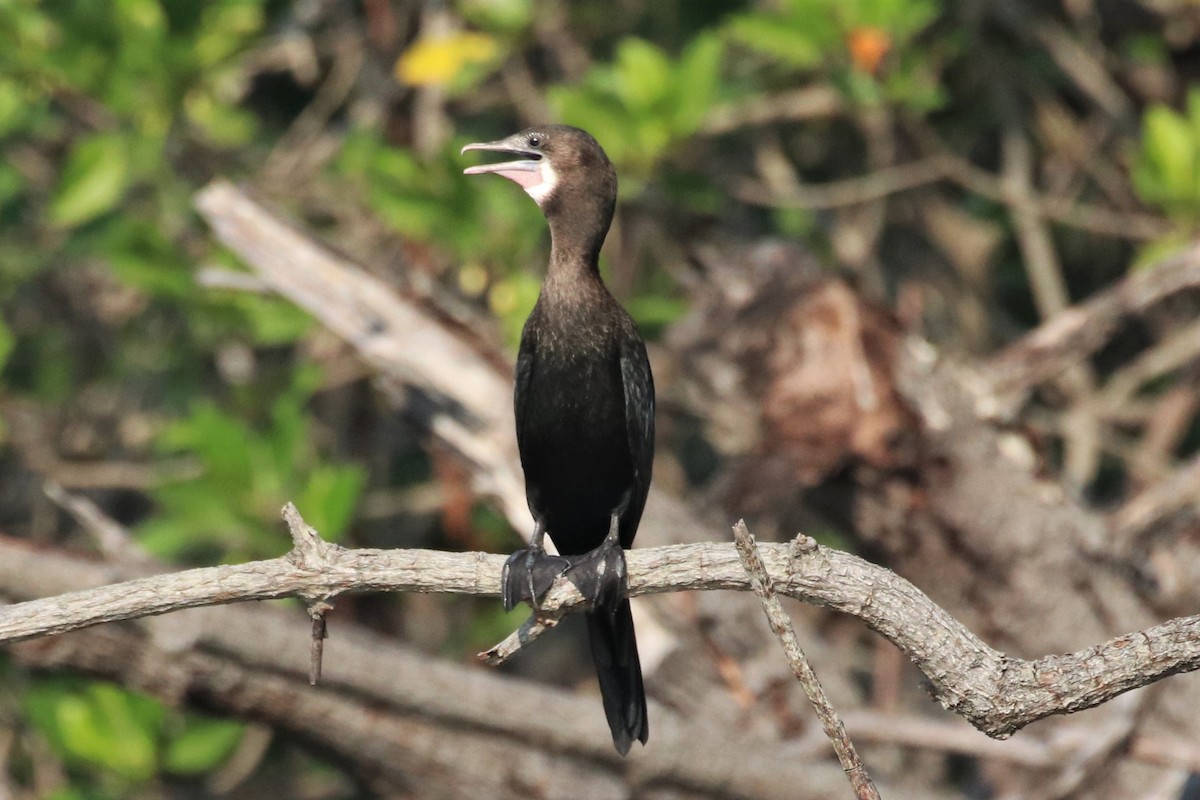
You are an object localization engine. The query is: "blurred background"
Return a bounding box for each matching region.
[4,0,1200,798]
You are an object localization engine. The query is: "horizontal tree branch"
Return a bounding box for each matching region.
[0,520,918,800]
[2,504,1197,740]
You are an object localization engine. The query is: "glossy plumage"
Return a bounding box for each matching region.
[463,125,653,754]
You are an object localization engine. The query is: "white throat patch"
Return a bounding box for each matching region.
[525,160,558,205]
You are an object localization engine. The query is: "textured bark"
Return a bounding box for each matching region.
[3,509,1198,741]
[1,532,947,800]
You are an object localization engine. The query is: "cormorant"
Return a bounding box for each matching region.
[462,125,653,755]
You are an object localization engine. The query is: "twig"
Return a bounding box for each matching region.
[731,144,1167,243]
[732,155,953,210]
[936,147,1168,241]
[43,481,153,565]
[732,521,880,800]
[1001,125,1070,320]
[1097,317,1200,411]
[1110,453,1200,545]
[701,85,843,135]
[261,33,363,185]
[1000,121,1101,488]
[308,602,331,685]
[4,509,1200,742]
[980,240,1200,417]
[478,613,560,665]
[195,266,272,294]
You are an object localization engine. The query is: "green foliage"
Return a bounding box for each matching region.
[550,33,726,186]
[624,294,688,338]
[727,0,939,64]
[24,678,244,792]
[50,134,131,228]
[137,366,366,562]
[1133,90,1200,225]
[726,0,946,110]
[458,0,533,34]
[337,132,545,266]
[0,318,14,374]
[162,715,245,775]
[336,132,551,344]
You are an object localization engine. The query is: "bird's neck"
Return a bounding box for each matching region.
[542,217,619,321]
[545,189,613,270]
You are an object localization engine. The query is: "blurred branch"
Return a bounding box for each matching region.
[701,85,843,135]
[731,145,1167,244]
[981,240,1200,417]
[733,155,952,210]
[840,709,1200,772]
[1000,119,1101,488]
[941,155,1169,241]
[1097,317,1200,411]
[2,505,1199,742]
[1110,453,1200,545]
[12,619,885,800]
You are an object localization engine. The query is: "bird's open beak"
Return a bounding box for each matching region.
[461,137,543,189]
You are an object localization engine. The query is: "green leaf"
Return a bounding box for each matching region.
[158,402,255,488]
[726,15,824,68]
[0,317,14,372]
[1133,97,1200,221]
[459,0,532,33]
[1146,106,1193,194]
[184,87,258,146]
[297,463,366,542]
[0,78,27,137]
[50,133,131,228]
[164,715,245,775]
[233,293,314,345]
[673,32,724,133]
[26,681,162,782]
[113,0,166,38]
[613,38,672,110]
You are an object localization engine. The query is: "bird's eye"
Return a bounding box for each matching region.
[528,135,541,148]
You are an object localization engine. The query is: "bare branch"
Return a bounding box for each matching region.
[2,508,1199,741]
[732,521,880,800]
[701,85,843,135]
[0,533,921,800]
[982,241,1200,417]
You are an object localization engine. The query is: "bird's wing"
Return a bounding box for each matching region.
[619,335,655,490]
[514,333,536,453]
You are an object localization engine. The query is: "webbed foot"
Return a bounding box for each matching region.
[502,546,570,612]
[565,516,627,614]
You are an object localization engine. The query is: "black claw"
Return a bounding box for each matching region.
[502,547,569,611]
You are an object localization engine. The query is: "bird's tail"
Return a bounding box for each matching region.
[586,600,648,755]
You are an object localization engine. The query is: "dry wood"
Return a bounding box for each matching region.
[2,505,1199,742]
[0,530,953,800]
[732,521,880,800]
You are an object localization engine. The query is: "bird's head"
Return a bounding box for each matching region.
[462,125,617,218]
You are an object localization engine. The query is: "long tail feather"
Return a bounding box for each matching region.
[585,600,648,755]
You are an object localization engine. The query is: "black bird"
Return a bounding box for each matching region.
[462,125,653,755]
